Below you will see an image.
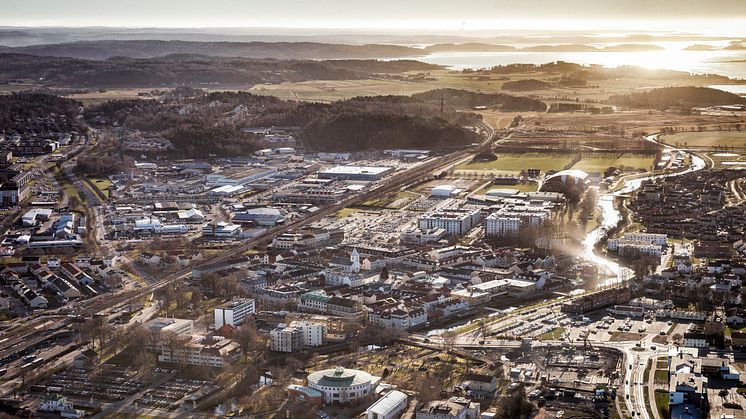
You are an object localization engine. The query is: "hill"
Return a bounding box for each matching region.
[0,53,442,88]
[84,91,478,156]
[0,40,425,60]
[609,86,746,109]
[412,88,547,112]
[0,92,86,134]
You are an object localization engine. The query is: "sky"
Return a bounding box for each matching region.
[2,0,746,34]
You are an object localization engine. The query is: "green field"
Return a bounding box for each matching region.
[662,131,746,149]
[653,389,669,418]
[537,327,565,341]
[457,153,575,172]
[571,153,655,173]
[91,178,112,197]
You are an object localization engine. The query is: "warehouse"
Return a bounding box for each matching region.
[317,165,394,181]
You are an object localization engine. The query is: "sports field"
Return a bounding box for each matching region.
[456,153,575,173]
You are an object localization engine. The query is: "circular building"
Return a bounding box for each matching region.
[306,366,378,404]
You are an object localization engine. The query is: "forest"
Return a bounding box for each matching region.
[0,53,441,88]
[84,90,480,156]
[609,86,746,109]
[412,88,548,112]
[0,92,86,134]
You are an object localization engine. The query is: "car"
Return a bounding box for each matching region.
[479,340,485,345]
[423,338,430,343]
[650,345,656,350]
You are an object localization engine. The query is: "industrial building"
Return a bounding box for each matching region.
[317,165,394,181]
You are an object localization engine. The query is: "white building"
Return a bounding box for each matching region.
[431,185,461,198]
[484,215,521,237]
[202,222,242,237]
[289,320,326,347]
[270,323,302,353]
[418,208,481,236]
[400,227,447,245]
[144,317,194,337]
[366,390,408,419]
[307,367,380,404]
[214,298,256,329]
[154,335,241,367]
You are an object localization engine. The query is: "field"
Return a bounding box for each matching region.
[571,153,655,173]
[360,191,418,209]
[250,78,435,102]
[537,327,565,341]
[661,131,746,149]
[706,151,746,169]
[91,178,113,197]
[456,152,575,173]
[653,389,670,418]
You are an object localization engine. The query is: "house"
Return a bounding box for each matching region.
[139,252,161,265]
[60,262,94,285]
[460,373,498,399]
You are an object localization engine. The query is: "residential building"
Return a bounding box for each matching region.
[270,323,302,352]
[290,320,326,347]
[214,298,256,329]
[419,208,482,236]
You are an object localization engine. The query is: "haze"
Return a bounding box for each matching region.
[2,0,746,33]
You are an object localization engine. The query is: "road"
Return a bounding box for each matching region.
[0,119,502,399]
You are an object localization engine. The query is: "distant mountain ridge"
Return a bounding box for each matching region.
[0,39,670,60]
[0,40,426,60]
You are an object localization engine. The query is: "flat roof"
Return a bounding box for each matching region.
[319,165,393,175]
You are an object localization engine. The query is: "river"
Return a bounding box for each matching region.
[582,134,707,287]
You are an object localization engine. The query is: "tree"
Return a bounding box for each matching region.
[379,266,389,280]
[416,372,442,403]
[441,331,457,356]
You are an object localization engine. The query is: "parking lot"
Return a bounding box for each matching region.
[43,365,146,402]
[134,376,219,410]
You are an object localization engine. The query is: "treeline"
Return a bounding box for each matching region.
[0,53,441,88]
[76,154,133,176]
[412,88,547,112]
[501,79,551,91]
[0,92,85,134]
[609,86,746,109]
[163,126,263,158]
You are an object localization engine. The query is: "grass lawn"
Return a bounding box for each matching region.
[572,153,656,173]
[654,389,670,418]
[457,153,574,172]
[52,166,83,202]
[654,369,669,383]
[91,178,112,195]
[360,191,417,209]
[661,131,746,149]
[336,207,360,219]
[537,327,565,341]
